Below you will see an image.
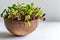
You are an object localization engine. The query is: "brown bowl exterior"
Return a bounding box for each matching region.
[4,19,40,36]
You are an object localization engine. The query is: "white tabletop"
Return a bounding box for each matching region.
[0,21,60,40]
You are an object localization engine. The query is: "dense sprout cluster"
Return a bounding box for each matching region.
[1,3,45,26]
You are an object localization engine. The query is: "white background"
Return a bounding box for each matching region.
[0,0,60,21]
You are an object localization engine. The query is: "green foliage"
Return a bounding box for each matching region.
[0,3,45,27]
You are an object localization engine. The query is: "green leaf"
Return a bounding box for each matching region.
[34,8,40,13]
[12,4,17,7]
[25,15,30,21]
[8,7,12,10]
[28,21,31,27]
[17,3,21,9]
[8,15,13,20]
[31,3,34,7]
[27,15,30,19]
[39,10,42,16]
[20,11,24,15]
[8,15,11,18]
[13,10,18,15]
[21,8,27,14]
[10,8,16,14]
[12,4,17,10]
[1,9,7,17]
[31,3,34,9]
[38,10,43,20]
[26,4,30,10]
[27,9,33,15]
